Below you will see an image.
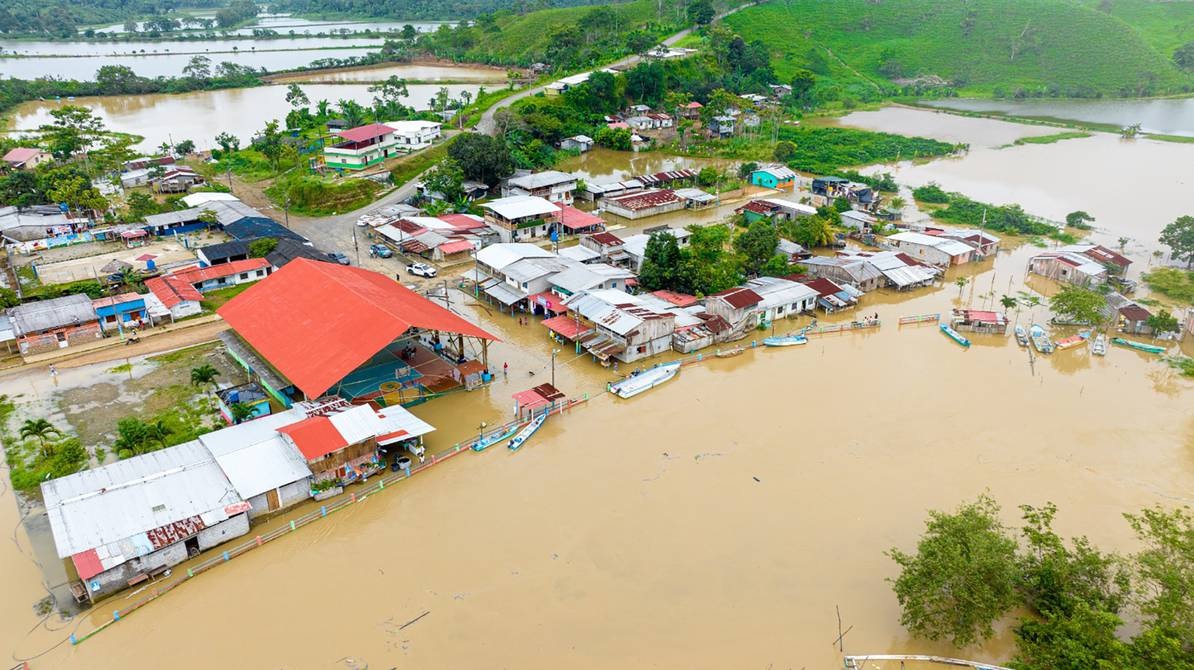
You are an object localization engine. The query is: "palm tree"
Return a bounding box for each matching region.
[954,276,969,297]
[889,196,906,210]
[19,418,60,457]
[1000,294,1019,323]
[148,419,172,448]
[229,403,255,425]
[190,364,220,390]
[316,99,331,118]
[1117,236,1130,251]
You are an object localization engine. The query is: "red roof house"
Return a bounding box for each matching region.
[277,415,347,461]
[146,275,203,308]
[336,123,395,144]
[173,257,270,287]
[218,258,498,400]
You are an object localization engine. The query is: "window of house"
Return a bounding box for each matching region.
[106,315,117,323]
[55,331,66,342]
[239,273,249,280]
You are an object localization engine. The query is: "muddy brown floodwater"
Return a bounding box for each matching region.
[1,111,1192,669]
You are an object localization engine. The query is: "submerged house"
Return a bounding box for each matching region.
[886,231,976,267]
[704,286,764,336]
[951,309,1009,335]
[41,441,250,601]
[1028,249,1108,287]
[563,289,676,363]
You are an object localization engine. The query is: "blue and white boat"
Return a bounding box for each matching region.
[940,323,970,348]
[1030,324,1054,354]
[1014,324,1029,347]
[508,412,547,451]
[763,333,808,347]
[608,361,681,399]
[472,424,521,452]
[1091,333,1107,356]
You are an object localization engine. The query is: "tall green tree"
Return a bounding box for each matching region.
[734,220,779,276]
[447,133,513,185]
[1159,215,1194,268]
[1124,506,1194,650]
[637,232,685,292]
[1050,286,1107,325]
[38,105,104,159]
[887,495,1020,647]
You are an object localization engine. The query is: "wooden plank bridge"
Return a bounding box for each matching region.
[844,654,1013,670]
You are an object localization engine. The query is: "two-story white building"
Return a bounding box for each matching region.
[502,171,578,205]
[384,120,442,150]
[481,195,562,242]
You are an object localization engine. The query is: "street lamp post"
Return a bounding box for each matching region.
[551,348,560,387]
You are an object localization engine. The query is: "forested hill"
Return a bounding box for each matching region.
[0,1,225,35]
[266,0,637,21]
[725,0,1194,98]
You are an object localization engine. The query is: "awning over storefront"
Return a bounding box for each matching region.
[484,282,525,306]
[542,315,594,340]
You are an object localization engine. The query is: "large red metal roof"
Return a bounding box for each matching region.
[218,259,497,399]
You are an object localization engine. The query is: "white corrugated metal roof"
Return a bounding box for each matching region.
[198,409,312,499]
[550,266,604,294]
[760,198,818,216]
[881,265,937,288]
[475,243,554,271]
[328,404,388,445]
[503,257,570,283]
[180,192,239,207]
[507,171,577,190]
[482,195,560,220]
[888,231,974,257]
[41,441,241,559]
[557,245,601,262]
[746,277,818,309]
[376,405,436,444]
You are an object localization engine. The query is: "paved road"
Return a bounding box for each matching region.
[283,1,765,276]
[476,2,761,135]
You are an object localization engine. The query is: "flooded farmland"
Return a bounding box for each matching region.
[269,61,509,84]
[6,83,484,151]
[0,108,1192,669]
[834,106,1194,257]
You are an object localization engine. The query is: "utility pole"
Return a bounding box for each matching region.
[551,348,559,387]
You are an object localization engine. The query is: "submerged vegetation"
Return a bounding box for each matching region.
[1142,268,1194,305]
[890,496,1194,669]
[914,187,1079,243]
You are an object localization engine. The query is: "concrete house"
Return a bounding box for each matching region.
[503,170,578,205]
[580,231,629,265]
[886,231,976,266]
[9,294,101,355]
[3,147,51,170]
[91,293,147,333]
[197,408,316,519]
[41,441,250,601]
[749,164,797,191]
[736,198,817,224]
[171,257,271,293]
[746,277,819,323]
[708,115,735,137]
[482,195,561,242]
[145,275,204,320]
[323,123,399,171]
[385,120,442,150]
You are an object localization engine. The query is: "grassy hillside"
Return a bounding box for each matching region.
[1078,0,1194,58]
[725,0,1192,97]
[422,0,746,69]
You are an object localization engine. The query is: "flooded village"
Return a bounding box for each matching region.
[1,4,1194,670]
